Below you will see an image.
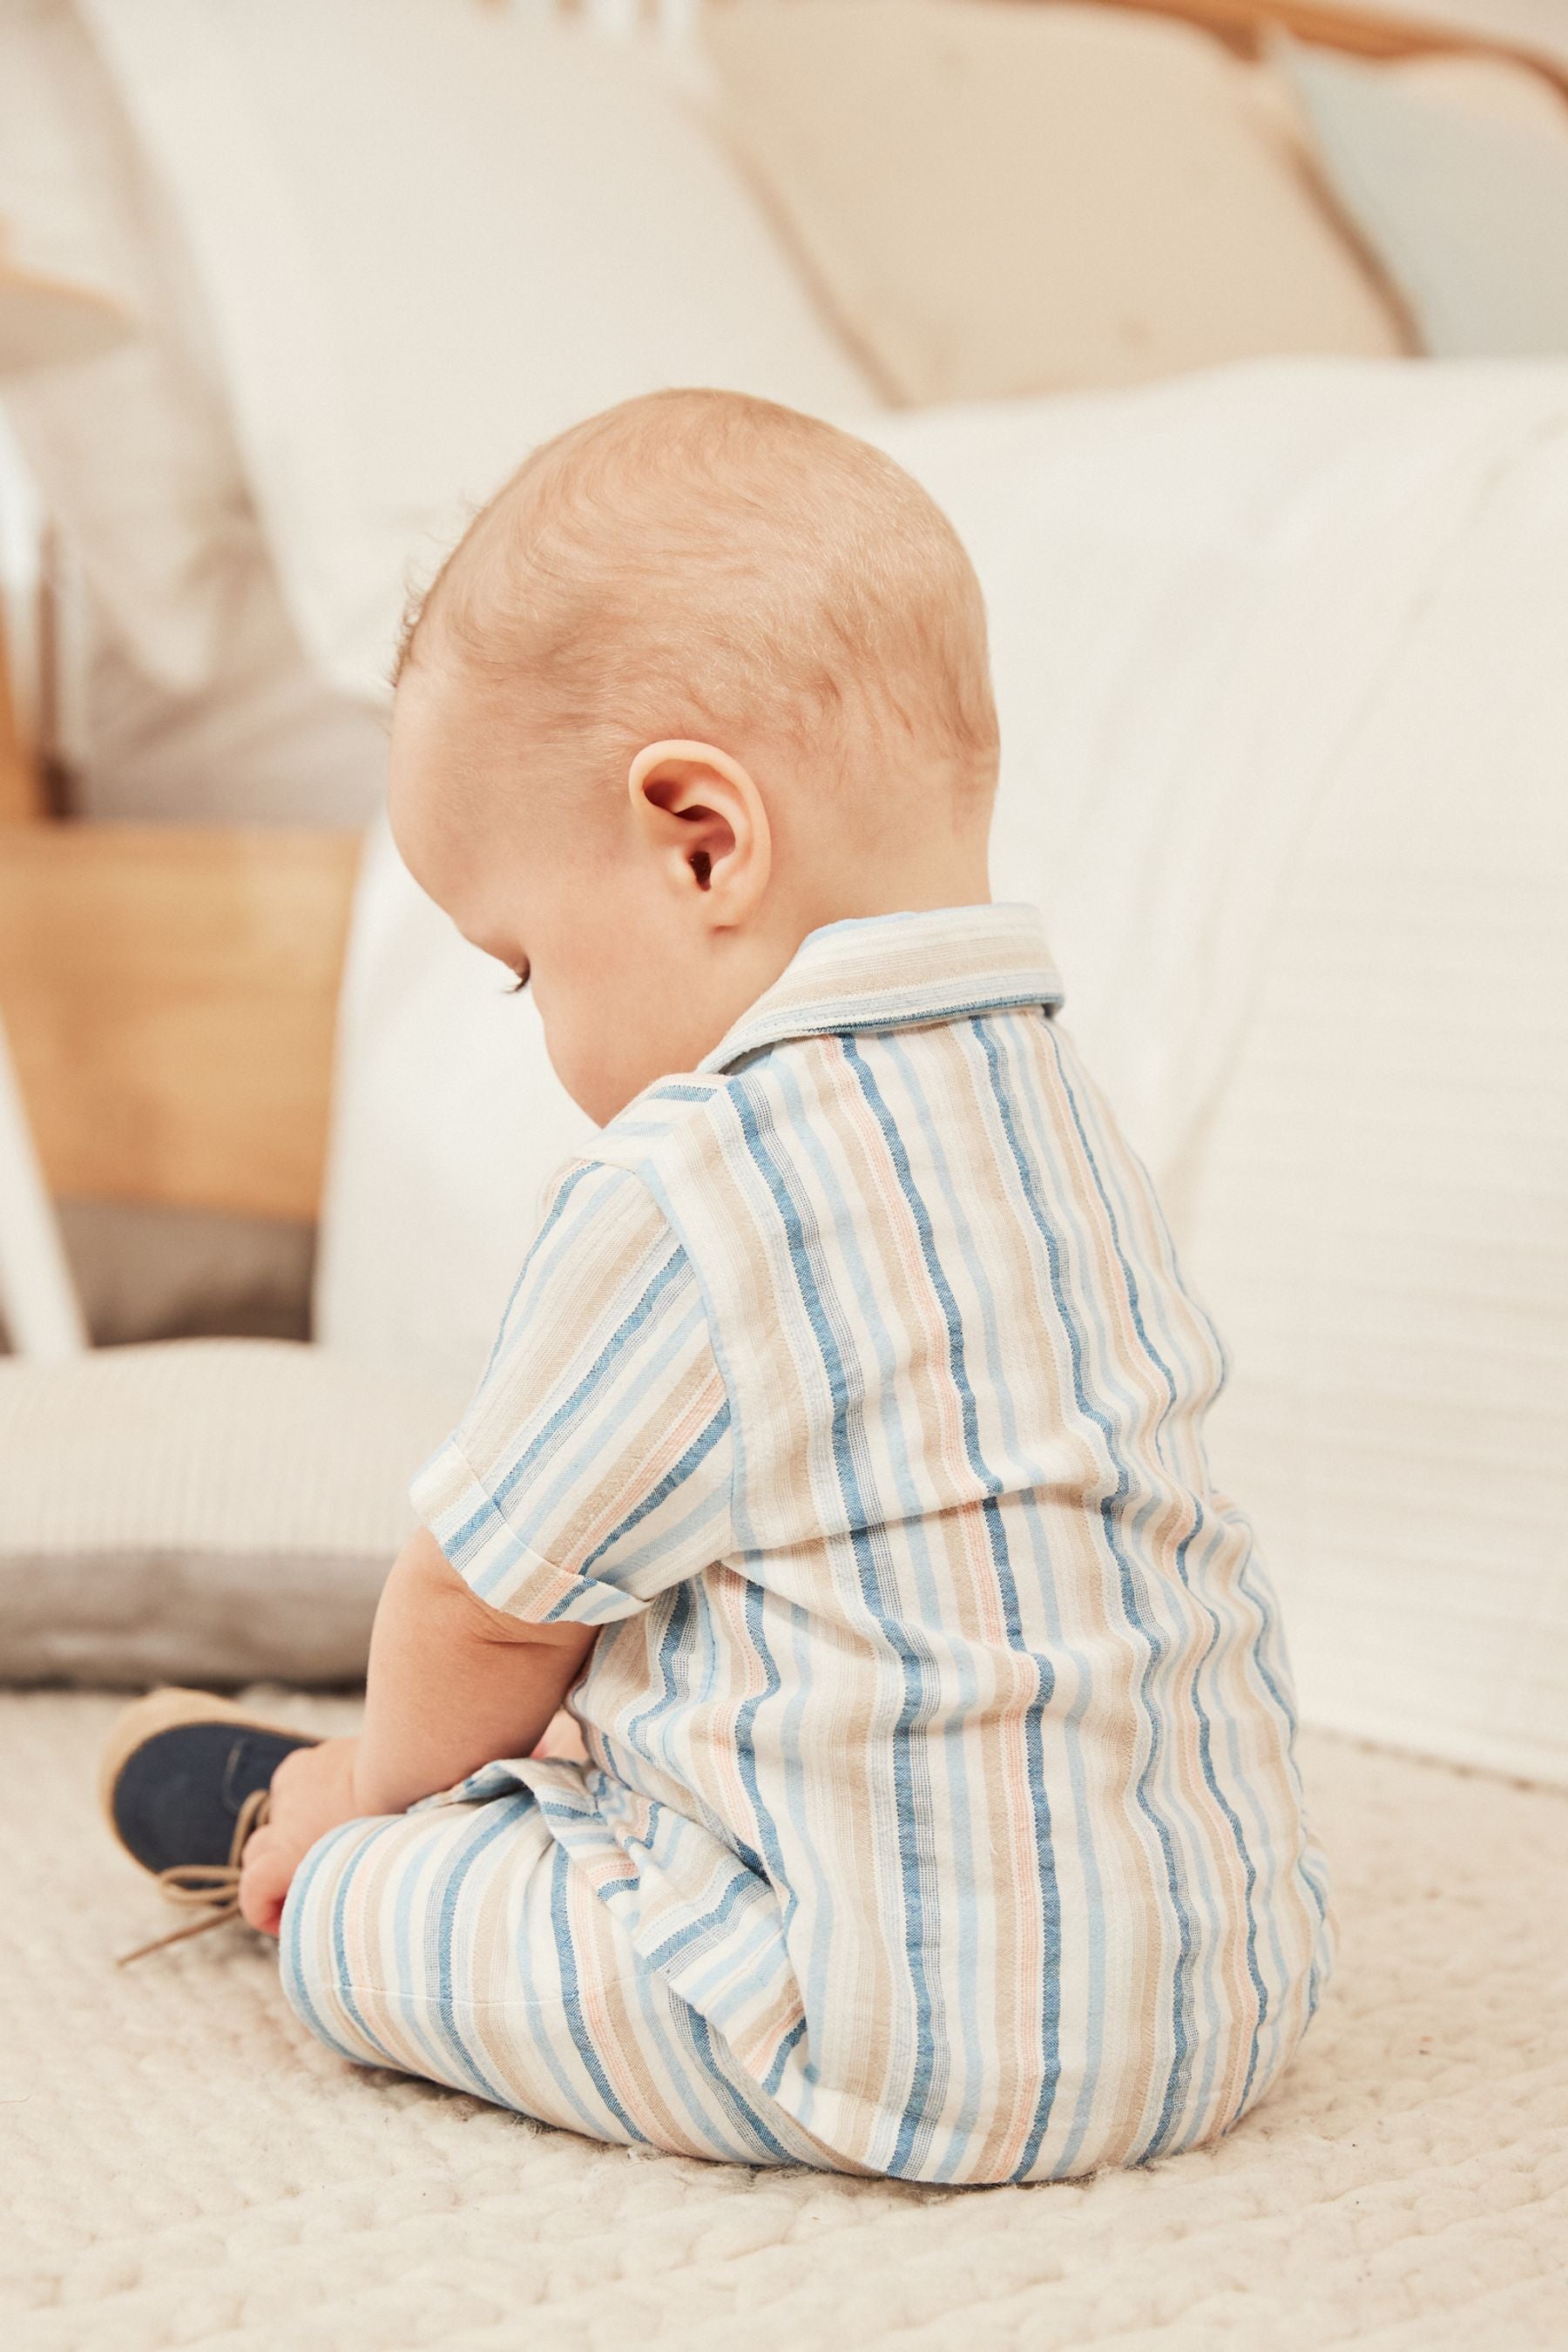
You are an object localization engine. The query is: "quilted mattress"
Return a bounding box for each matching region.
[4,1693,1565,2349]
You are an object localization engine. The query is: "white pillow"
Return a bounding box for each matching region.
[0,1340,453,1686]
[317,359,1568,1789]
[80,0,882,704]
[0,0,252,692]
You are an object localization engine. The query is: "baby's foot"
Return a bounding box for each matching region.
[99,1687,320,1963]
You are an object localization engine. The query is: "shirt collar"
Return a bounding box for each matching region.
[699,903,1064,1075]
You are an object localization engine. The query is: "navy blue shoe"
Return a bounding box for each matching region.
[101,1687,320,1963]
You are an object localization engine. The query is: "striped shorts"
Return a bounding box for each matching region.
[280,1773,846,2170]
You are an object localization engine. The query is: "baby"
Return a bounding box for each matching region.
[103,389,1334,2184]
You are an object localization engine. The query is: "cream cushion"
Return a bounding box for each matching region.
[80,0,882,703]
[706,0,1404,406]
[0,1340,452,1686]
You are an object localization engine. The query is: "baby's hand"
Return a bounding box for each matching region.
[239,1711,585,1937]
[239,1737,362,1938]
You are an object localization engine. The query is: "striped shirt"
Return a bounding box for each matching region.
[411,903,1335,2184]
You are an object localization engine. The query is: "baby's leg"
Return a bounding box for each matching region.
[279,1786,820,2169]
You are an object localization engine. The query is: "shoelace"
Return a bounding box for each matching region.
[116,1787,272,1967]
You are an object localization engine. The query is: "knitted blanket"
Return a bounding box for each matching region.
[5,1694,1564,2349]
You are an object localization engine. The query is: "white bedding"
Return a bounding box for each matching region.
[887,361,1566,1199]
[321,359,1568,1789]
[889,360,1568,1788]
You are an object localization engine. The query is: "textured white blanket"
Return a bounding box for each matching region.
[5,1693,1565,2348]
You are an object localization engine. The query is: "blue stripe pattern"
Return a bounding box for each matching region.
[285,904,1335,2184]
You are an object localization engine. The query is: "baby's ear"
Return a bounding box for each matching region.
[627,740,772,922]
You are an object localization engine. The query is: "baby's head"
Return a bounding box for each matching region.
[389,388,999,1122]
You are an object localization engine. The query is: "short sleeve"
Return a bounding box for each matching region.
[409,1159,733,1625]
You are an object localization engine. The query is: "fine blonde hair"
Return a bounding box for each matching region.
[400,387,1000,820]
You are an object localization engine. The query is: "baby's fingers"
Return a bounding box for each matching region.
[238,1825,293,1938]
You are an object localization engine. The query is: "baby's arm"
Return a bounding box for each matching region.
[355,1526,594,1812]
[238,1528,593,1934]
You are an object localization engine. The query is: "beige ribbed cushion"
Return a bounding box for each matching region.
[706,0,1403,406]
[0,1339,452,1686]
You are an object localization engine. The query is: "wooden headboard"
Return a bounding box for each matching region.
[711,0,1568,98]
[549,0,1568,98]
[0,501,359,1230]
[1080,0,1567,93]
[0,823,360,1226]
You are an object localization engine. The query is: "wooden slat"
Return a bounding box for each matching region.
[0,630,44,823]
[0,824,360,1221]
[1006,0,1568,100]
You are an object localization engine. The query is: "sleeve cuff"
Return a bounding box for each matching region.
[409,1437,648,1626]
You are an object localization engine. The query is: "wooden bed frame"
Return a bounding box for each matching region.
[1,640,358,1227]
[0,821,359,1225]
[0,0,1559,1235]
[1092,0,1568,96]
